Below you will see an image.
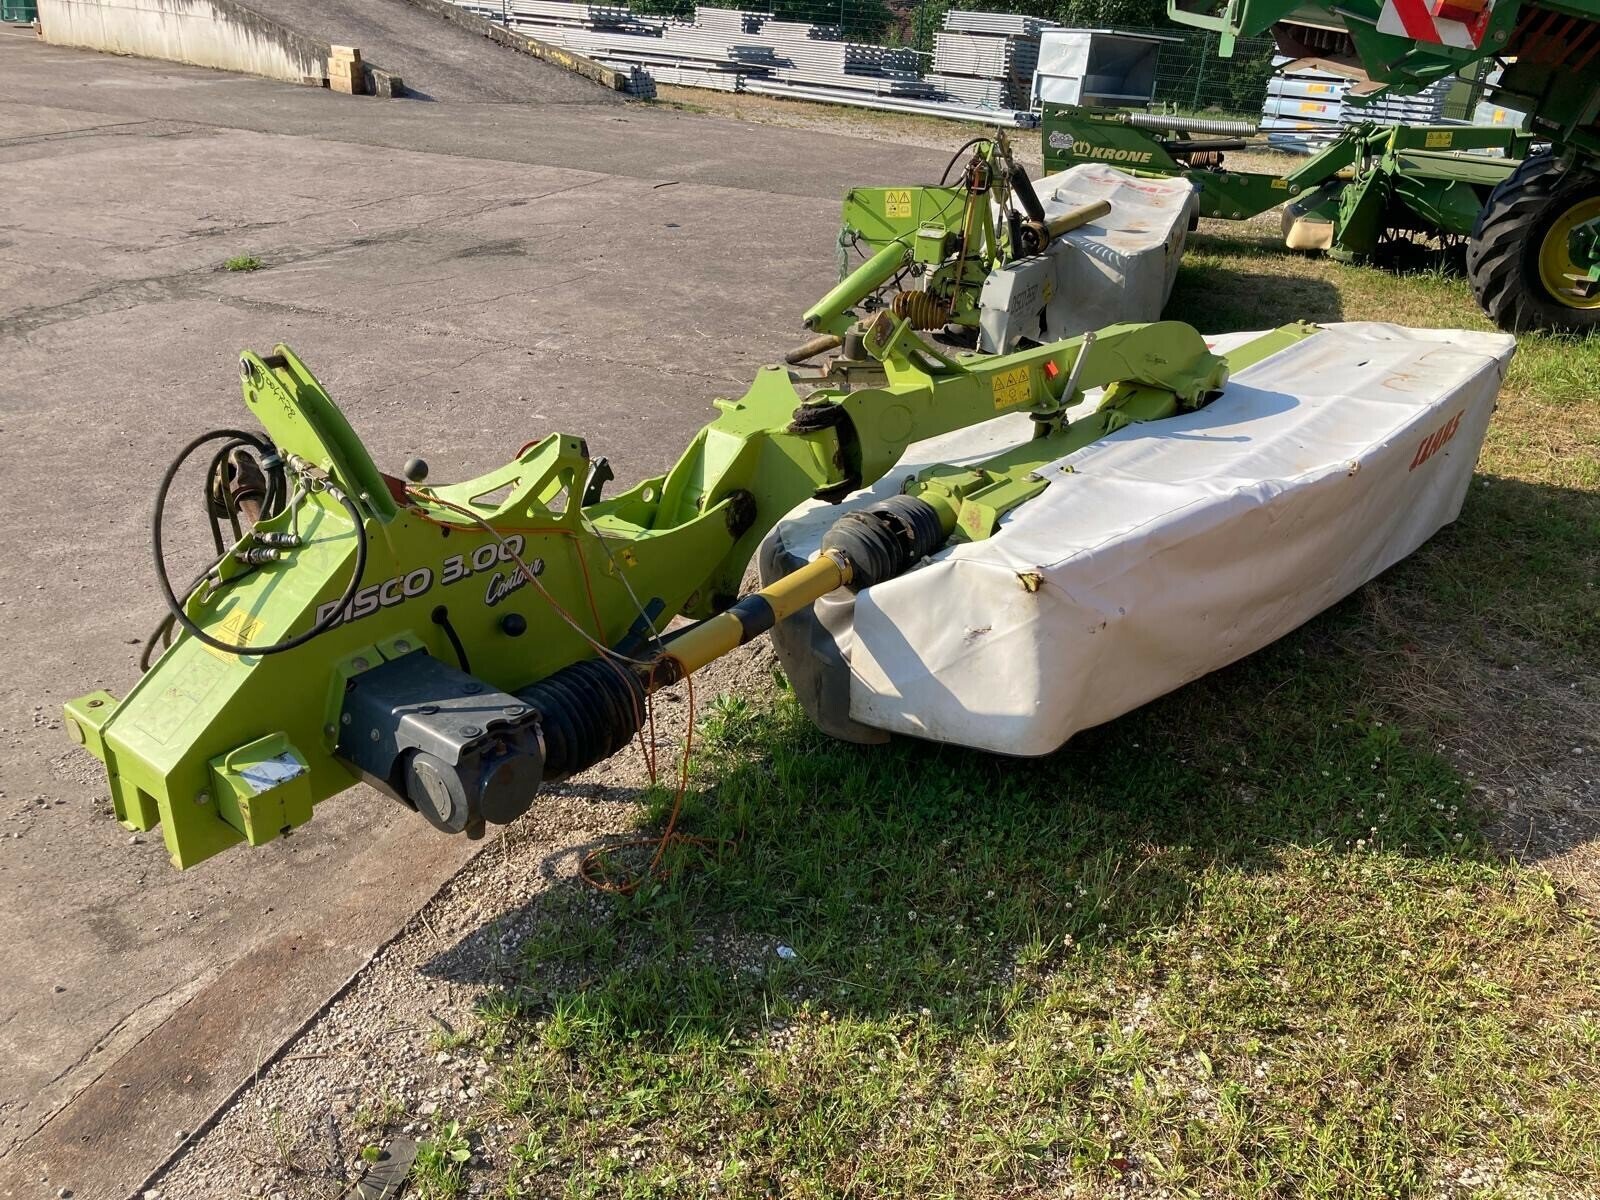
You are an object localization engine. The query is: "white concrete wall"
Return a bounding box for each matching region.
[38,0,327,84]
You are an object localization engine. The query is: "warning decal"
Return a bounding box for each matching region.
[991,366,1032,411]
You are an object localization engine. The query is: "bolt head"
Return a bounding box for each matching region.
[394,640,410,653]
[351,657,369,672]
[369,729,380,742]
[460,725,482,738]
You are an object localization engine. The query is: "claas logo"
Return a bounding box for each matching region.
[1409,410,1464,471]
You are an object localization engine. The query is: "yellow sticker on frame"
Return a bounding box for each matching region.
[204,610,265,662]
[991,365,1031,411]
[1425,131,1453,148]
[884,189,913,219]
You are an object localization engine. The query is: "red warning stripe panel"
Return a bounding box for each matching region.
[1391,0,1442,41]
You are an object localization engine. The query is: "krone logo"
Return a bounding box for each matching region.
[1046,130,1153,164]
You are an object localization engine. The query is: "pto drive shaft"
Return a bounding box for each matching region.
[661,495,947,680]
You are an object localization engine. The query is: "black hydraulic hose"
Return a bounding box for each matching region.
[152,429,367,657]
[202,439,252,555]
[431,606,472,674]
[1162,138,1250,155]
[139,561,263,672]
[1010,162,1046,223]
[939,137,992,186]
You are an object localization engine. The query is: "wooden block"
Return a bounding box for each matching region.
[328,57,364,95]
[330,44,362,63]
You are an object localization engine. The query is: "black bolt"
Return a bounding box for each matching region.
[499,612,528,637]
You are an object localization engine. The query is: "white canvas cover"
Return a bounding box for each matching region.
[760,323,1515,754]
[977,163,1198,352]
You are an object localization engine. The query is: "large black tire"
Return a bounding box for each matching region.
[1466,151,1600,334]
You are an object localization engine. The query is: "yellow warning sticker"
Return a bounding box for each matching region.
[1298,101,1324,113]
[1271,178,1288,189]
[204,609,264,662]
[884,189,913,219]
[1309,83,1331,94]
[1425,131,1453,148]
[991,365,1031,411]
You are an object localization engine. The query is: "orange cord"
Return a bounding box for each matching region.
[577,672,725,895]
[401,486,715,894]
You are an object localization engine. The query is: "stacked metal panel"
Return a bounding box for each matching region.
[1341,77,1452,126]
[925,8,1053,111]
[1260,58,1349,153]
[1261,56,1465,153]
[447,1,1040,123]
[1470,68,1527,133]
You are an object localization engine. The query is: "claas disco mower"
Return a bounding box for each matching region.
[64,312,1285,869]
[62,133,1514,872]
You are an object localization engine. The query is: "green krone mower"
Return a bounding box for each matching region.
[1043,110,1524,265]
[1163,0,1600,333]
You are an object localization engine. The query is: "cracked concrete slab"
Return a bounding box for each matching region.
[0,25,946,1200]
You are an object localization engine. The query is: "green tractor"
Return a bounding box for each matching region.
[1165,0,1600,332]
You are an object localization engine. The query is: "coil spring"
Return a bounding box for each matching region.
[890,290,950,330]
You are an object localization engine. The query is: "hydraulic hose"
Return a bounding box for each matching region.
[151,429,368,657]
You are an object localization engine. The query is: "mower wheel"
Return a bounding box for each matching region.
[1467,151,1600,334]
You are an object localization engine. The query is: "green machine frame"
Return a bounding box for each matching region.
[1162,0,1600,327]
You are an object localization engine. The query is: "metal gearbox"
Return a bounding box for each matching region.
[337,652,544,835]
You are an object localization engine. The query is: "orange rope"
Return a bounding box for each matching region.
[403,486,715,894]
[578,672,724,896]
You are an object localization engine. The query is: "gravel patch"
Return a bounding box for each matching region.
[143,634,781,1200]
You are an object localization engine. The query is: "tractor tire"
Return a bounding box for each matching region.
[1466,151,1600,334]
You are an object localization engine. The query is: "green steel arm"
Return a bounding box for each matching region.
[803,239,910,336]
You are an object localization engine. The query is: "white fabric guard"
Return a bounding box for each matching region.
[760,322,1516,754]
[977,163,1198,352]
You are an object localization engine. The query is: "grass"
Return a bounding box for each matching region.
[389,230,1598,1198]
[459,658,1599,1198]
[413,1120,473,1199]
[223,253,262,272]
